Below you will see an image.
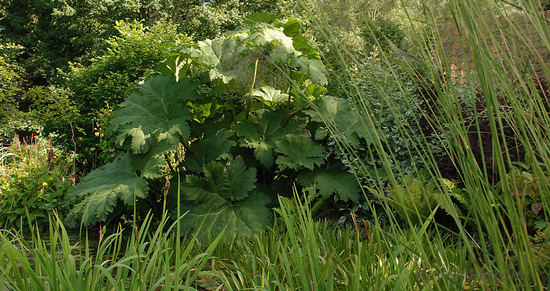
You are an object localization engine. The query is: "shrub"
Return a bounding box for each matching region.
[0,135,74,230]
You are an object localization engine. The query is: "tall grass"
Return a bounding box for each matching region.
[300,0,550,289]
[0,211,224,290]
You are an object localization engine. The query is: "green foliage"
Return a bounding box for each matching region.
[66,20,189,164]
[64,154,150,225]
[178,156,273,239]
[234,109,305,167]
[0,48,23,135]
[307,95,378,147]
[65,14,364,240]
[0,136,74,230]
[0,212,224,290]
[495,165,545,234]
[109,75,199,154]
[0,85,78,142]
[298,165,361,202]
[378,172,468,224]
[362,19,405,53]
[274,134,327,171]
[177,0,294,41]
[0,42,77,142]
[0,0,179,82]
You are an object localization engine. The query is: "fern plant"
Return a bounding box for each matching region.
[378,172,469,225]
[64,14,371,239]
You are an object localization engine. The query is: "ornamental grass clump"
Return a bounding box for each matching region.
[300,0,550,289]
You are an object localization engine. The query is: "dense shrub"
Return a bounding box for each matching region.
[0,51,23,138]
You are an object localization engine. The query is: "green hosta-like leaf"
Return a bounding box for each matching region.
[65,155,149,224]
[234,109,304,167]
[298,167,361,202]
[109,75,199,153]
[182,130,234,174]
[275,134,327,171]
[183,156,256,202]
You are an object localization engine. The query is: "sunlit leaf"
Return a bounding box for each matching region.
[109,75,199,153]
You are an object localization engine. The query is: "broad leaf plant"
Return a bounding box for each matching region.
[65,14,369,238]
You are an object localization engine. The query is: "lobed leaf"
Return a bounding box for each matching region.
[178,190,272,240]
[65,156,149,224]
[175,156,270,239]
[183,156,256,202]
[298,167,361,202]
[253,86,289,103]
[306,95,378,147]
[109,75,199,153]
[182,130,234,174]
[234,109,304,167]
[275,134,327,171]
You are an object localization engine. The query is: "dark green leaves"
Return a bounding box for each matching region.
[65,154,156,224]
[183,157,257,202]
[298,167,361,202]
[179,190,272,239]
[65,15,362,239]
[235,109,303,167]
[109,75,200,153]
[182,131,234,174]
[179,156,271,239]
[275,134,327,170]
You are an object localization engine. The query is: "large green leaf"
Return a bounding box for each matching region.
[182,130,234,174]
[109,75,199,153]
[234,109,304,167]
[175,156,271,239]
[183,156,256,202]
[179,190,272,240]
[298,167,361,202]
[65,155,149,224]
[274,134,327,171]
[253,86,290,104]
[291,57,328,85]
[193,21,327,92]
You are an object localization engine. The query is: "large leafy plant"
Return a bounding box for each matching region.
[65,14,369,239]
